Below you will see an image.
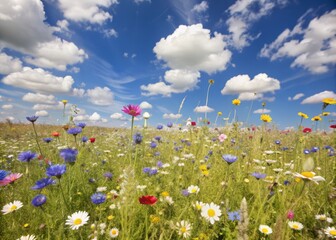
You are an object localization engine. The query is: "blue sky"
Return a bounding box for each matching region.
[0,0,335,129]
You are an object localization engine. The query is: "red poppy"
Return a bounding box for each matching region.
[191,121,196,126]
[52,131,60,137]
[89,137,96,143]
[330,124,336,129]
[139,195,157,205]
[303,127,312,133]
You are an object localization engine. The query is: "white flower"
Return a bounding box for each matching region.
[293,172,325,184]
[136,185,147,191]
[161,196,174,205]
[288,221,304,230]
[259,225,272,235]
[325,227,336,238]
[193,201,204,211]
[201,202,222,224]
[265,159,277,164]
[2,200,23,215]
[187,185,200,194]
[109,228,119,238]
[273,168,283,173]
[16,235,37,240]
[97,186,107,192]
[65,211,90,230]
[176,220,192,238]
[178,163,185,167]
[315,214,333,223]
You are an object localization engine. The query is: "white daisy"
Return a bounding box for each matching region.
[288,221,304,230]
[96,186,107,192]
[201,202,222,224]
[193,201,204,211]
[109,228,119,238]
[187,185,200,194]
[2,200,23,215]
[325,227,336,238]
[316,214,333,223]
[293,172,325,184]
[65,211,90,230]
[176,220,192,238]
[259,225,272,235]
[16,235,36,240]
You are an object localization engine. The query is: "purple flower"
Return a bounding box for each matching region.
[157,161,163,168]
[104,172,113,180]
[311,147,319,152]
[143,167,151,174]
[303,149,310,154]
[91,193,106,204]
[167,122,173,128]
[76,122,86,128]
[275,140,281,145]
[149,168,158,176]
[251,172,266,180]
[150,141,157,148]
[81,136,88,142]
[18,151,37,162]
[31,194,47,207]
[46,164,66,178]
[43,138,53,143]
[157,124,163,130]
[181,189,190,197]
[67,127,82,136]
[133,132,143,144]
[0,170,7,181]
[26,116,39,123]
[60,148,78,163]
[222,154,238,165]
[228,210,240,221]
[154,136,161,142]
[32,177,56,190]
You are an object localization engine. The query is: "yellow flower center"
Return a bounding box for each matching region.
[181,227,187,233]
[330,230,336,236]
[73,218,82,225]
[10,205,17,211]
[208,209,216,217]
[111,229,117,235]
[292,224,299,229]
[191,189,197,193]
[262,228,269,233]
[301,172,314,178]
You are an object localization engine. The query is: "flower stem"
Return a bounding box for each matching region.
[32,122,43,156]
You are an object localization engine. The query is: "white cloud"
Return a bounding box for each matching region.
[163,113,182,119]
[87,87,114,106]
[153,24,231,74]
[301,91,336,104]
[261,10,336,73]
[139,101,152,109]
[194,105,214,113]
[141,69,200,96]
[33,102,64,111]
[238,92,263,101]
[103,29,118,38]
[0,52,22,74]
[110,113,126,120]
[253,108,271,114]
[2,67,74,93]
[53,19,70,32]
[288,93,304,101]
[73,114,89,121]
[192,1,208,13]
[35,110,49,117]
[58,0,118,24]
[72,88,86,97]
[134,0,151,4]
[89,112,101,121]
[22,93,56,104]
[221,73,280,96]
[2,104,13,110]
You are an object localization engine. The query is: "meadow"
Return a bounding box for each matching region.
[0,104,335,240]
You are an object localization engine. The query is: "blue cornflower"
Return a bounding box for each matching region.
[91,193,106,204]
[76,122,86,128]
[222,154,238,165]
[82,136,88,142]
[154,136,161,142]
[157,161,163,168]
[149,168,158,176]
[251,172,266,180]
[284,180,290,186]
[282,147,289,151]
[133,132,143,144]
[311,147,319,152]
[43,138,53,143]
[26,116,39,123]
[46,164,66,178]
[275,140,281,145]
[150,141,157,148]
[303,149,310,154]
[60,148,78,163]
[104,172,113,180]
[228,211,240,221]
[18,151,37,162]
[167,122,173,128]
[154,151,160,156]
[208,150,213,156]
[157,124,163,130]
[31,177,56,190]
[143,167,151,174]
[181,189,190,197]
[89,178,96,183]
[67,127,82,136]
[31,194,47,207]
[0,170,7,180]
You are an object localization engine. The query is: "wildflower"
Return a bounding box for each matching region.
[222,154,238,165]
[150,215,160,224]
[122,104,141,117]
[251,172,266,180]
[176,220,192,238]
[31,194,47,207]
[109,228,119,238]
[193,201,205,211]
[61,99,68,105]
[228,210,240,221]
[43,137,53,143]
[65,211,90,230]
[104,172,113,180]
[0,170,8,180]
[303,127,312,133]
[322,112,330,116]
[167,122,173,128]
[52,131,60,137]
[322,98,336,110]
[26,116,39,123]
[89,137,96,143]
[293,172,325,184]
[18,151,37,162]
[150,141,157,148]
[46,164,66,178]
[260,114,272,123]
[16,235,37,240]
[259,225,272,235]
[288,221,304,230]
[67,127,82,136]
[311,116,322,121]
[187,185,200,194]
[60,148,78,163]
[182,189,190,196]
[0,173,23,186]
[315,214,333,223]
[133,132,143,144]
[209,79,215,84]
[287,210,294,220]
[81,136,88,142]
[218,134,227,142]
[76,122,86,128]
[139,195,157,205]
[325,227,336,238]
[298,112,309,119]
[2,200,23,214]
[31,177,56,190]
[97,187,107,192]
[191,121,196,126]
[91,193,106,204]
[217,111,222,116]
[201,202,222,224]
[157,124,163,130]
[232,99,241,106]
[330,124,336,129]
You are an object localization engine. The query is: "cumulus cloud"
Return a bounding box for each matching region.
[33,102,64,111]
[0,0,87,71]
[110,113,126,121]
[87,87,114,106]
[139,101,152,109]
[194,105,214,113]
[238,92,263,101]
[260,10,336,73]
[103,28,118,38]
[22,93,56,104]
[0,52,22,74]
[35,110,49,117]
[153,24,231,74]
[58,0,118,24]
[253,108,271,114]
[163,113,182,119]
[72,88,86,97]
[288,93,304,101]
[192,1,208,13]
[2,104,13,110]
[89,112,101,121]
[301,91,336,104]
[2,67,74,93]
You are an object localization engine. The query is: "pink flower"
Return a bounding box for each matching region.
[122,105,142,117]
[287,210,294,220]
[0,173,23,186]
[218,134,227,142]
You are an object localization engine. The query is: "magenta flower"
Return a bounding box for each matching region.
[0,173,23,186]
[122,105,142,117]
[287,210,294,220]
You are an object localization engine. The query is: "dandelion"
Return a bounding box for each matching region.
[260,114,272,123]
[298,112,309,119]
[288,221,304,230]
[311,116,322,121]
[109,228,119,238]
[2,200,23,214]
[16,235,37,240]
[176,220,192,238]
[150,215,160,224]
[322,97,336,110]
[65,211,90,230]
[259,225,272,235]
[325,227,336,238]
[201,202,222,224]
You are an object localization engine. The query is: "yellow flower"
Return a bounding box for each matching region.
[61,100,68,105]
[322,98,336,105]
[208,79,215,84]
[260,114,272,123]
[202,170,209,176]
[298,112,308,119]
[161,191,169,197]
[232,99,241,106]
[150,215,160,224]
[107,215,114,220]
[217,112,222,116]
[199,164,207,171]
[322,112,330,116]
[293,172,325,184]
[311,116,322,121]
[23,223,29,228]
